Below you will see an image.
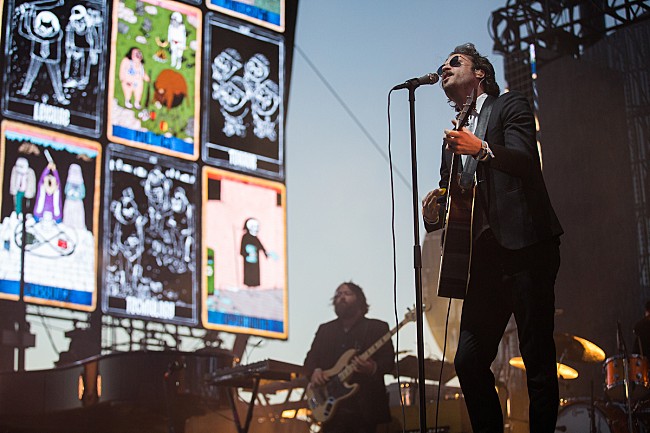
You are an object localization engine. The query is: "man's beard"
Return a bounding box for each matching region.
[335,300,359,320]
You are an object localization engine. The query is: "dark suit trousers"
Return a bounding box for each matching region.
[454,233,560,433]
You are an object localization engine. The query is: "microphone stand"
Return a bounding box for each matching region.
[618,321,635,432]
[405,84,428,433]
[18,196,28,372]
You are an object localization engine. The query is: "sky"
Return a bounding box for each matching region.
[19,0,512,373]
[245,0,509,369]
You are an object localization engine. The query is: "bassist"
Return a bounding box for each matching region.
[303,282,394,433]
[422,43,563,433]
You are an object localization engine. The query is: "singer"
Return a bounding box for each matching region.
[422,43,563,432]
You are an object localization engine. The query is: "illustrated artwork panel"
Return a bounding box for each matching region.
[202,167,287,338]
[0,120,101,311]
[103,143,199,325]
[206,0,284,33]
[2,0,108,137]
[204,14,284,180]
[107,0,202,160]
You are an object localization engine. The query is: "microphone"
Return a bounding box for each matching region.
[392,73,439,90]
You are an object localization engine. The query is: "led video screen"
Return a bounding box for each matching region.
[206,0,285,33]
[102,143,199,325]
[0,0,295,347]
[203,13,284,180]
[202,167,287,338]
[107,0,202,160]
[0,120,101,311]
[2,0,109,137]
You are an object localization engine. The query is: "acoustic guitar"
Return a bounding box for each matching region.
[437,89,477,299]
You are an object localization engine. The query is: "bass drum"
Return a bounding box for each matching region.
[556,401,626,433]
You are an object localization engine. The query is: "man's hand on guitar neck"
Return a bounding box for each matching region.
[309,356,378,387]
[351,356,377,376]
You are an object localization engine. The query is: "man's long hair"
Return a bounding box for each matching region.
[450,43,500,97]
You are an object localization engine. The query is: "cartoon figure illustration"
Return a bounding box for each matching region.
[216,76,249,137]
[167,11,186,70]
[16,0,70,105]
[252,79,279,140]
[9,157,37,216]
[169,186,194,266]
[211,48,242,85]
[153,69,188,109]
[150,186,194,276]
[143,167,172,234]
[62,163,86,230]
[33,150,62,223]
[63,5,101,90]
[211,48,280,141]
[118,47,150,109]
[240,217,277,288]
[243,53,270,96]
[108,187,147,296]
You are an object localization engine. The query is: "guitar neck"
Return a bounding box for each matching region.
[337,316,412,382]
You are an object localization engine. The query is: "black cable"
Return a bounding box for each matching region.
[36,307,60,356]
[434,298,452,432]
[295,44,411,189]
[387,89,406,433]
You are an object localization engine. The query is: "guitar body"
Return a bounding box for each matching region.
[306,349,359,423]
[437,157,474,299]
[437,90,477,300]
[305,310,416,424]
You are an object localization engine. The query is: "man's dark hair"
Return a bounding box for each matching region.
[645,300,650,312]
[332,281,370,315]
[450,43,500,97]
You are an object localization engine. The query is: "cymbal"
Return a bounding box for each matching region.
[509,356,578,380]
[393,355,456,384]
[554,332,606,363]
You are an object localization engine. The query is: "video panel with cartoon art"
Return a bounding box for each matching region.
[204,14,284,180]
[206,0,284,33]
[202,167,287,338]
[2,0,108,137]
[0,120,101,311]
[108,0,202,160]
[103,143,199,325]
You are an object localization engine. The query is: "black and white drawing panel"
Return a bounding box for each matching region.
[203,13,285,180]
[2,0,108,137]
[102,143,199,325]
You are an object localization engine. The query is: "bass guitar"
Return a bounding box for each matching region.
[437,89,477,299]
[306,308,416,423]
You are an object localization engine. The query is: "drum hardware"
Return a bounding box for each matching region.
[554,332,606,364]
[616,321,636,433]
[508,356,578,380]
[555,399,628,433]
[604,354,650,401]
[393,355,457,385]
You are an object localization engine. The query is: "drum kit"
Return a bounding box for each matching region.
[507,332,650,432]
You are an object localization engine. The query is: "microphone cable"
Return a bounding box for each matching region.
[434,297,453,432]
[386,88,407,433]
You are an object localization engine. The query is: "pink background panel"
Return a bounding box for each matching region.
[205,178,285,290]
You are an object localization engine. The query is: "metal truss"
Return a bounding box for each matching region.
[489,0,650,57]
[489,0,650,297]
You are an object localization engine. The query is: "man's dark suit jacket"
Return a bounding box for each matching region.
[303,316,395,427]
[426,90,563,249]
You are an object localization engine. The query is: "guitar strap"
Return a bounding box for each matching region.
[459,96,495,191]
